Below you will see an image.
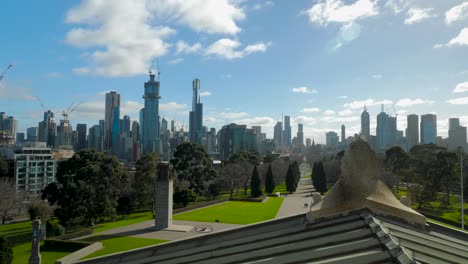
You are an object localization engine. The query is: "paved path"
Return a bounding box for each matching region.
[275,177,315,218]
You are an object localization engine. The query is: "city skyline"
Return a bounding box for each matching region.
[1,0,468,143]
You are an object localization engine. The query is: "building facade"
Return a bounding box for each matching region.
[142,73,161,154]
[189,79,203,144]
[406,114,419,150]
[420,114,437,144]
[105,92,120,154]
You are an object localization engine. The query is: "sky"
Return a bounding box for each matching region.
[1,0,468,143]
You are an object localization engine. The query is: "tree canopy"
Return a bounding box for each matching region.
[42,149,129,225]
[313,161,327,195]
[250,165,262,198]
[131,153,159,210]
[264,164,275,194]
[171,142,218,195]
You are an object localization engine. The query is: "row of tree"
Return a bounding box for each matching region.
[312,162,328,195]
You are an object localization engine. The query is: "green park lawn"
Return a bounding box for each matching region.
[92,212,153,234]
[81,236,167,260]
[0,220,32,238]
[12,242,77,264]
[273,183,287,194]
[173,197,284,224]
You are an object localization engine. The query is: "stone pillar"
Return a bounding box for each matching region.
[29,219,41,264]
[154,162,173,230]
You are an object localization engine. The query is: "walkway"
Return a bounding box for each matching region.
[275,177,315,218]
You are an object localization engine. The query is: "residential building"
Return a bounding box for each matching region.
[142,72,161,154]
[326,131,339,149]
[406,114,419,150]
[448,118,467,152]
[274,121,283,150]
[189,79,203,144]
[76,124,87,150]
[27,127,38,142]
[105,91,120,154]
[341,125,345,144]
[38,110,57,148]
[361,106,370,138]
[297,123,304,147]
[56,119,73,149]
[283,115,291,148]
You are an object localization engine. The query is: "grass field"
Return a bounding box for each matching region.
[173,197,284,224]
[12,242,77,264]
[81,236,167,260]
[92,212,153,234]
[273,183,287,194]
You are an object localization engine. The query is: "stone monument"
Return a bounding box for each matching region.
[154,162,173,230]
[308,139,426,227]
[29,219,41,264]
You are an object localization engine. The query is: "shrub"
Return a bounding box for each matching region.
[173,189,197,207]
[46,221,66,238]
[0,235,12,264]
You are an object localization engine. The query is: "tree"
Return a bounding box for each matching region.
[434,151,458,206]
[264,164,275,194]
[173,189,197,207]
[117,194,134,218]
[171,142,218,195]
[42,149,129,226]
[313,162,328,195]
[27,200,53,221]
[292,161,301,189]
[230,151,262,166]
[250,166,262,198]
[131,153,159,210]
[208,181,222,199]
[285,165,297,193]
[0,235,12,264]
[0,178,16,224]
[0,158,8,177]
[385,146,409,192]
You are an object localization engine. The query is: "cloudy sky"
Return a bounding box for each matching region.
[1,0,468,143]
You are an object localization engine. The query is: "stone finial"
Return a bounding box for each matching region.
[308,139,426,226]
[400,196,411,207]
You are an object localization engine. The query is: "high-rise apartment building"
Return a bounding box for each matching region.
[341,125,345,143]
[406,114,419,149]
[120,115,131,134]
[0,113,18,143]
[189,79,203,144]
[142,72,161,154]
[326,131,339,149]
[283,116,291,148]
[297,123,304,147]
[105,91,120,154]
[376,110,389,150]
[56,119,73,149]
[420,114,437,144]
[218,123,247,160]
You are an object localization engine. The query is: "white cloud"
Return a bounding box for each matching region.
[404,8,435,25]
[220,111,249,119]
[304,0,378,26]
[291,86,318,94]
[160,101,187,111]
[252,1,274,11]
[445,2,468,25]
[372,74,383,79]
[320,115,359,123]
[167,58,184,65]
[204,117,221,124]
[200,91,212,97]
[175,41,202,54]
[386,0,413,14]
[323,110,336,115]
[46,72,61,78]
[302,108,321,113]
[396,109,408,115]
[454,82,468,93]
[220,73,232,79]
[149,0,245,35]
[293,116,317,124]
[343,98,392,109]
[204,39,272,60]
[447,96,468,105]
[65,0,246,77]
[338,109,353,116]
[337,95,348,99]
[0,83,36,101]
[233,116,276,126]
[395,98,433,107]
[434,28,468,48]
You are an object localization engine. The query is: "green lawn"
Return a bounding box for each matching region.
[0,220,32,237]
[12,242,77,264]
[92,212,153,234]
[273,183,287,194]
[82,236,167,260]
[173,197,284,224]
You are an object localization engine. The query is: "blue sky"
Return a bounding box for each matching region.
[1,0,468,143]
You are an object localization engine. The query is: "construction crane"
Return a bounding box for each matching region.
[0,64,13,82]
[62,100,85,122]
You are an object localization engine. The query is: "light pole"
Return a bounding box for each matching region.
[460,147,464,231]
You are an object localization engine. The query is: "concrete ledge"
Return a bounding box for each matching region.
[55,242,103,264]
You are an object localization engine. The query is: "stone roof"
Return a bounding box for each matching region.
[76,210,468,264]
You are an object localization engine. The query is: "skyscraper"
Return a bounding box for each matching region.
[361,106,370,138]
[131,121,140,161]
[283,115,291,148]
[120,115,131,134]
[105,91,120,154]
[420,114,437,144]
[57,119,73,149]
[341,124,345,143]
[189,79,203,144]
[326,131,339,149]
[142,72,161,154]
[38,110,57,148]
[406,114,419,149]
[376,110,389,150]
[76,124,87,150]
[448,118,467,152]
[297,123,304,147]
[27,127,38,142]
[274,121,283,150]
